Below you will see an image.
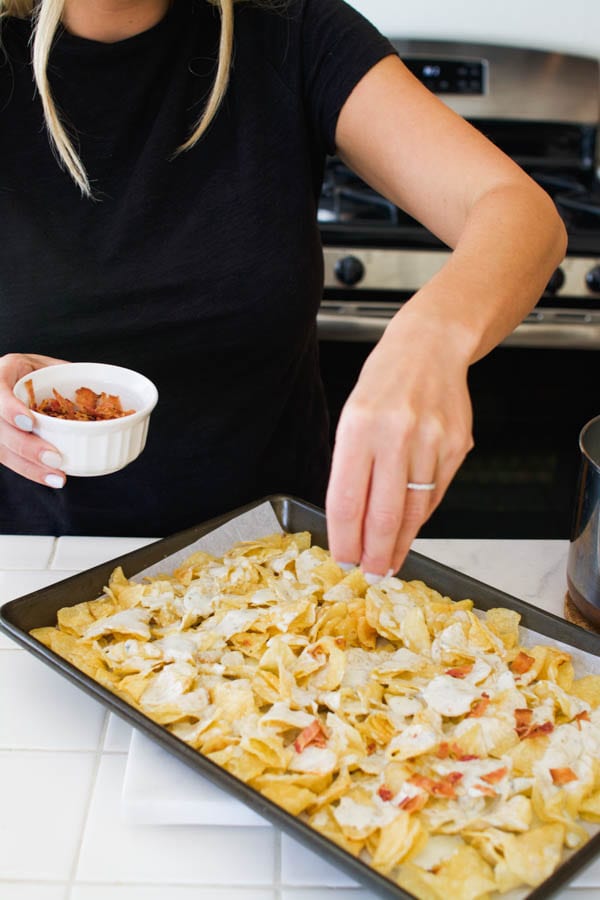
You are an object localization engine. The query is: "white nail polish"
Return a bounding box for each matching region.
[364,572,384,585]
[363,568,395,585]
[40,450,63,469]
[45,474,65,489]
[14,414,33,432]
[337,562,356,571]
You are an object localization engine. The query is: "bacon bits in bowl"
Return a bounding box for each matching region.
[13,362,158,477]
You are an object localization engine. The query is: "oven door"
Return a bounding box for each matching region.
[317,308,600,540]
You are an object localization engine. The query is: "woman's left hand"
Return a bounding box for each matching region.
[325,309,474,579]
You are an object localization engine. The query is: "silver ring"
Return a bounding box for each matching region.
[407,481,437,491]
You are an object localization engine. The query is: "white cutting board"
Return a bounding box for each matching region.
[120,498,283,825]
[122,730,269,826]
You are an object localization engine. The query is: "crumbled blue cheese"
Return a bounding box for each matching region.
[289,745,337,775]
[387,722,440,759]
[421,675,479,717]
[84,607,151,640]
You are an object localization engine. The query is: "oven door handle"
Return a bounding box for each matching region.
[317,312,389,343]
[316,311,600,350]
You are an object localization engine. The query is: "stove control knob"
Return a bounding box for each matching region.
[334,255,365,286]
[586,265,600,294]
[545,267,565,295]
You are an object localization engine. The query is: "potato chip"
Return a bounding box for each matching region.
[580,788,600,822]
[531,781,589,847]
[571,674,600,708]
[397,845,495,900]
[307,769,352,811]
[485,607,521,649]
[308,807,366,856]
[259,781,317,815]
[84,606,152,641]
[371,810,424,874]
[31,626,114,684]
[207,746,266,782]
[498,823,565,887]
[56,602,97,636]
[506,733,550,775]
[358,712,397,748]
[465,611,504,655]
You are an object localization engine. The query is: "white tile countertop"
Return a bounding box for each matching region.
[1,534,600,900]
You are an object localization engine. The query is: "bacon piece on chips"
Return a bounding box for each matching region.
[444,771,464,785]
[469,695,491,718]
[481,767,508,784]
[447,741,480,761]
[514,707,533,737]
[430,778,459,798]
[573,710,591,729]
[511,651,536,674]
[407,774,436,792]
[473,783,498,797]
[407,773,460,799]
[445,665,473,678]
[550,767,578,785]
[522,721,554,740]
[515,708,554,740]
[293,719,328,753]
[377,785,394,802]
[398,793,428,813]
[438,741,481,762]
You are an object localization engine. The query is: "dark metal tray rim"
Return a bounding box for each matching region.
[2,494,600,900]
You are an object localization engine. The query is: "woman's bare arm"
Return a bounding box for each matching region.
[326,55,567,579]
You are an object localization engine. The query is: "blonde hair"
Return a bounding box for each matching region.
[1,0,236,196]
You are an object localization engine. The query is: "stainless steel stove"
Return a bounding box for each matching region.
[317,40,600,350]
[316,40,600,540]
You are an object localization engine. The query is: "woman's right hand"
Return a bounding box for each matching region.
[0,353,69,488]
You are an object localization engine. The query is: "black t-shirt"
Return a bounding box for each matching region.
[0,0,394,536]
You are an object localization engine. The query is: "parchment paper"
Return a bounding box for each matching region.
[135,500,282,579]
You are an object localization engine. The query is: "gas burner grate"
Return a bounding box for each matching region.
[319,160,419,227]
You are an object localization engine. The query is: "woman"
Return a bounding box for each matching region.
[0,0,566,578]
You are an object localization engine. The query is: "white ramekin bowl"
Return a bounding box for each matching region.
[13,362,159,477]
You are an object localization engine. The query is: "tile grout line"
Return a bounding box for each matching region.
[0,880,69,885]
[46,537,59,570]
[65,709,110,897]
[0,745,128,754]
[274,826,282,900]
[0,881,292,891]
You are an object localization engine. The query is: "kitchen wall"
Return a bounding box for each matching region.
[349,0,600,59]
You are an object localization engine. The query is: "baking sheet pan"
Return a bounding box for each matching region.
[2,493,600,900]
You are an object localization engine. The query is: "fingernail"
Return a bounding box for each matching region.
[45,474,65,489]
[40,450,63,469]
[363,569,395,585]
[15,414,33,432]
[364,572,384,585]
[337,562,357,571]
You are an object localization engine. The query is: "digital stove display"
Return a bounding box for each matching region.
[402,57,486,94]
